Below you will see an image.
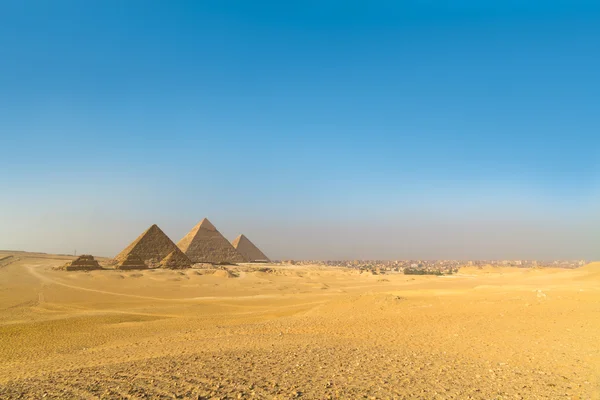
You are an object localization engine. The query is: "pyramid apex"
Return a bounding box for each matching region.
[143,223,161,232]
[198,218,216,231]
[231,234,243,247]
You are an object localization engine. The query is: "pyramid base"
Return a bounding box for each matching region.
[115,264,149,270]
[61,265,102,271]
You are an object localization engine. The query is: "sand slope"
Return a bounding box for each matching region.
[0,252,599,399]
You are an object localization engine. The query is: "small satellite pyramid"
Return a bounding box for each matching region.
[60,255,102,271]
[115,224,190,267]
[159,248,192,269]
[231,234,270,262]
[177,218,245,264]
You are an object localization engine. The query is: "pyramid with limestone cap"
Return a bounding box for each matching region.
[231,234,270,262]
[177,218,245,264]
[115,224,190,267]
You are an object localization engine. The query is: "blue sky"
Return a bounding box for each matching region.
[1,1,599,259]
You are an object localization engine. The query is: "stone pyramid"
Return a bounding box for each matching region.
[115,253,148,270]
[60,255,102,271]
[177,218,245,264]
[115,224,187,267]
[231,234,270,262]
[159,248,192,269]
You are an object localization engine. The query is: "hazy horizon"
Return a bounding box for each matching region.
[2,1,600,260]
[2,207,600,260]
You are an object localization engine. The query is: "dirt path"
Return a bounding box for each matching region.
[24,263,341,303]
[26,264,176,301]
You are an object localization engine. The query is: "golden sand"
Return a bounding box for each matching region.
[0,251,598,399]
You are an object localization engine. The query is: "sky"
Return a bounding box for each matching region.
[1,1,599,260]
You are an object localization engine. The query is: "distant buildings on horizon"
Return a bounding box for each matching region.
[274,259,587,273]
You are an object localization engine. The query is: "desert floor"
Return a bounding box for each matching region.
[0,251,599,399]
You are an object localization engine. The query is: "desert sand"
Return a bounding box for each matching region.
[0,251,599,399]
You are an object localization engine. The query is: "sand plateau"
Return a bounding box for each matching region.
[232,234,270,262]
[115,224,190,267]
[0,251,599,399]
[177,218,245,264]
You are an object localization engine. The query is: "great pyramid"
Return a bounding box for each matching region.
[115,224,190,267]
[231,234,270,262]
[159,248,192,269]
[114,253,147,270]
[177,218,245,264]
[60,255,102,271]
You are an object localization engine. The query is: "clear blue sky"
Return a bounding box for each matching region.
[1,1,599,260]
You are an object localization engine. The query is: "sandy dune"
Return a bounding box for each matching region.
[0,252,599,399]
